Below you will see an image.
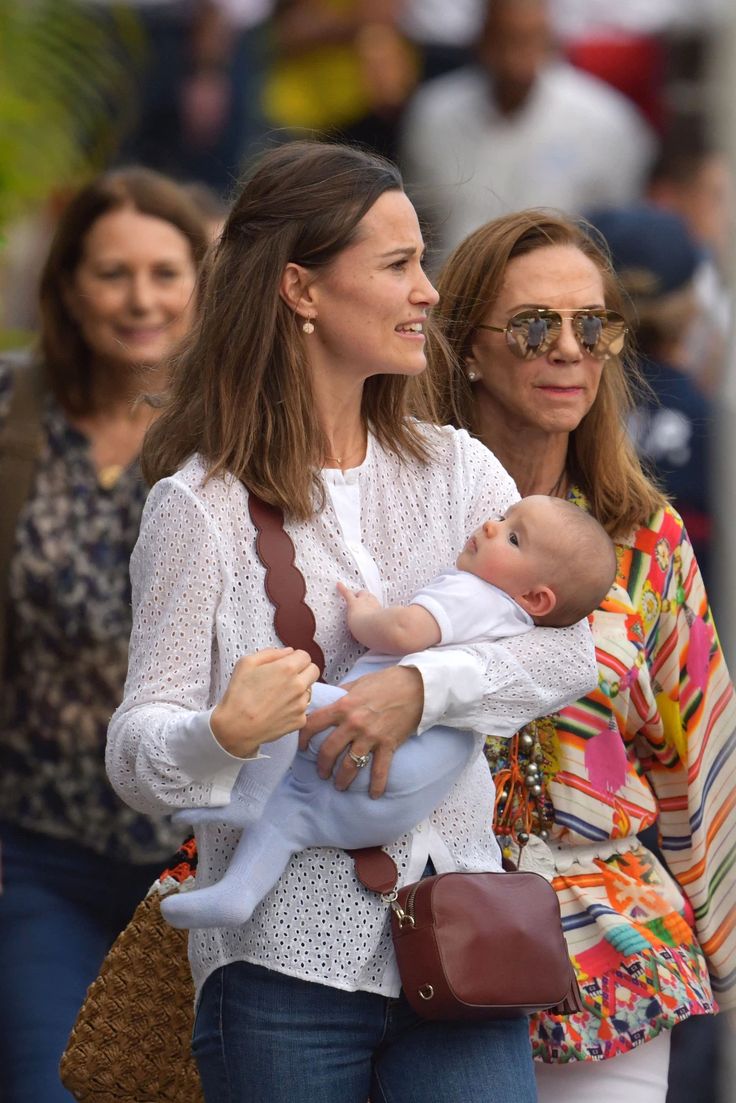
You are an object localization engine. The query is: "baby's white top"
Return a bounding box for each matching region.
[412,567,533,645]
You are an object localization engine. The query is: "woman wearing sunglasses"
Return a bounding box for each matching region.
[433,209,736,1103]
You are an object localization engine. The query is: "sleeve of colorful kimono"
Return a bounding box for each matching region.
[640,516,736,1011]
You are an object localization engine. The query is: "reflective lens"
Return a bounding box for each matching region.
[478,309,627,361]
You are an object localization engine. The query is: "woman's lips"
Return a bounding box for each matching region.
[537,385,584,396]
[116,327,166,344]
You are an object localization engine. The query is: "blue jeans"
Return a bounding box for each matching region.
[193,961,536,1103]
[0,822,166,1103]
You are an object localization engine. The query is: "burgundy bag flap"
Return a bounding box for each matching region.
[347,847,399,895]
[392,871,573,1020]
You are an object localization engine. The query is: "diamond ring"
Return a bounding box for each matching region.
[347,747,371,769]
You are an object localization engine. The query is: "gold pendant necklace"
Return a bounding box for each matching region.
[97,464,124,490]
[323,442,364,468]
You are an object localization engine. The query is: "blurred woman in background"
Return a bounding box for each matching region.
[0,167,209,1103]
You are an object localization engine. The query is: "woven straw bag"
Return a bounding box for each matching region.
[60,853,203,1102]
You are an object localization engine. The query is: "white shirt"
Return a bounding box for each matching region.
[401,62,656,260]
[107,425,596,999]
[411,566,533,645]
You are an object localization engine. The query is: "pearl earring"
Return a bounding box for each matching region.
[302,316,315,335]
[467,370,479,382]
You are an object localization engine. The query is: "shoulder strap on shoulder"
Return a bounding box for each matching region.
[0,351,46,673]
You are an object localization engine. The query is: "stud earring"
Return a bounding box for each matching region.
[302,315,315,335]
[467,370,479,382]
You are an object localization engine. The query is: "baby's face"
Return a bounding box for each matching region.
[456,499,554,599]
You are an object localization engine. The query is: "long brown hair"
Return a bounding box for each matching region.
[39,167,210,416]
[430,210,666,538]
[142,141,440,519]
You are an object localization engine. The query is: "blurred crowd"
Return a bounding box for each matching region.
[1,2,734,1101]
[2,0,733,613]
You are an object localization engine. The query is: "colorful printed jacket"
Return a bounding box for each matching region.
[488,494,736,1062]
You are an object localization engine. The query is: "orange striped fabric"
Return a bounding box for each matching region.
[487,494,736,1062]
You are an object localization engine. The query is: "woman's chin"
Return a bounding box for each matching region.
[532,403,593,435]
[107,348,170,372]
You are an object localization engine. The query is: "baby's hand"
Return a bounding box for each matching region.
[336,582,382,627]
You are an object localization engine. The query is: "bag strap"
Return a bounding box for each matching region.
[246,490,398,895]
[0,352,46,675]
[247,494,326,674]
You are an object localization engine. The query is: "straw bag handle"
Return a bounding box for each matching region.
[247,492,399,895]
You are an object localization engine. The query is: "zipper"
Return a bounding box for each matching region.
[405,881,421,920]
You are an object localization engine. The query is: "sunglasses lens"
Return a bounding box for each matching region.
[507,312,558,359]
[578,313,603,351]
[503,310,627,360]
[575,311,627,357]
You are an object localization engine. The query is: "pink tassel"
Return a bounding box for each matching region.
[687,616,713,692]
[584,723,628,795]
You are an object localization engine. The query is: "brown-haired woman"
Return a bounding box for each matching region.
[0,167,210,1103]
[433,209,736,1103]
[107,141,597,1103]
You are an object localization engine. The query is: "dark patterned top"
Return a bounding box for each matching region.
[0,362,182,862]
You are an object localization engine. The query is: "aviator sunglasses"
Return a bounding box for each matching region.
[476,308,627,361]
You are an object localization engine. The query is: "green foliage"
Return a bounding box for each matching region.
[0,0,143,229]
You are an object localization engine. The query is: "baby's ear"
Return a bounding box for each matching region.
[519,586,556,618]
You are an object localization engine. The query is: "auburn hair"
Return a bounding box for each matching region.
[39,166,210,416]
[429,209,666,538]
[142,141,442,518]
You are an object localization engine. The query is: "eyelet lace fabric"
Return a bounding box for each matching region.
[107,425,597,998]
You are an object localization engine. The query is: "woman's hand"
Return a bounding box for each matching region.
[298,665,424,797]
[211,648,320,758]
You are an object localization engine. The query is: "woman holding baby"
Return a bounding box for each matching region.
[106,141,597,1101]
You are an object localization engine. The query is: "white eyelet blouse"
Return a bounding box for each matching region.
[107,425,597,999]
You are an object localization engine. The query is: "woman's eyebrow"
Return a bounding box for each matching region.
[507,302,606,312]
[378,246,420,260]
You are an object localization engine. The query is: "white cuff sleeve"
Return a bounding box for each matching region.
[166,707,268,805]
[400,622,597,739]
[399,648,496,734]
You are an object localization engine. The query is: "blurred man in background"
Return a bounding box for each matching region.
[400,0,655,262]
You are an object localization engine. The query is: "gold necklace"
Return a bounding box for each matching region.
[323,442,365,468]
[97,463,125,490]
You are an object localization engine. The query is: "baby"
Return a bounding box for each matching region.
[163,495,616,930]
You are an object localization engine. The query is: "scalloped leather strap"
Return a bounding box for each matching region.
[246,490,399,893]
[247,493,326,673]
